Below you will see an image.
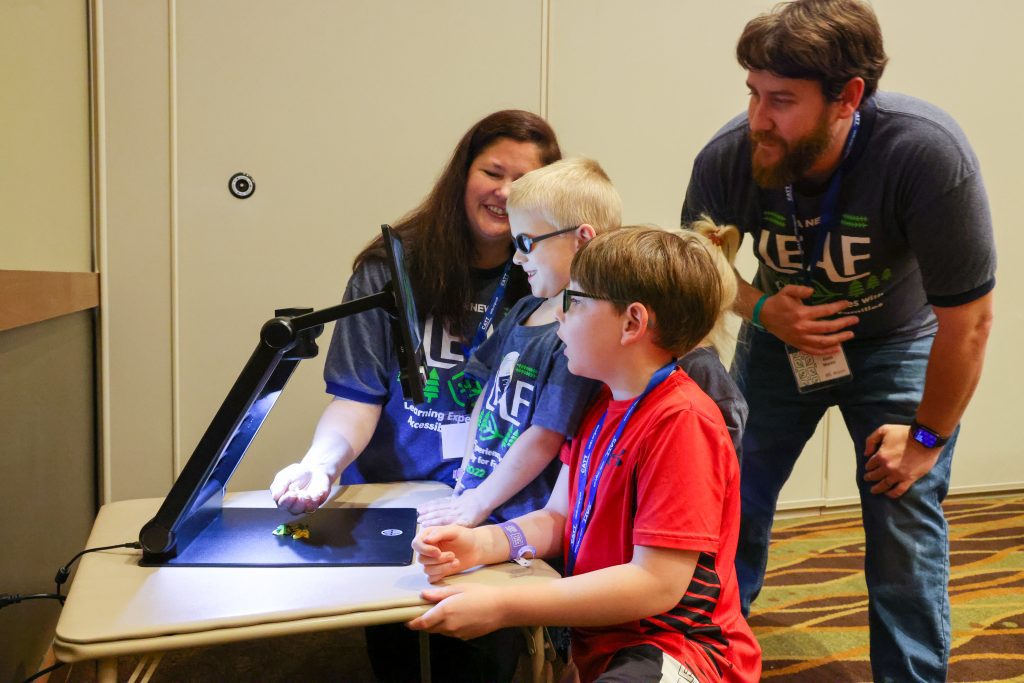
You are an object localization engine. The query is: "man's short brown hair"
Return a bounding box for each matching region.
[737,0,888,100]
[570,226,724,357]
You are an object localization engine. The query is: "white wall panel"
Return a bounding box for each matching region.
[98,0,1022,506]
[172,1,544,491]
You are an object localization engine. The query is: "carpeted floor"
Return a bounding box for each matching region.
[753,494,1024,682]
[55,494,1024,682]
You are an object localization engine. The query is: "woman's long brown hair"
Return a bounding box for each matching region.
[354,110,561,339]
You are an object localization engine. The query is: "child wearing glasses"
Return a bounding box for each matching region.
[417,157,621,528]
[409,226,761,683]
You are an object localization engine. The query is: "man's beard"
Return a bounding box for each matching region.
[750,116,833,190]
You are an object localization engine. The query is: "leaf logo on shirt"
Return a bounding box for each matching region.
[448,370,481,408]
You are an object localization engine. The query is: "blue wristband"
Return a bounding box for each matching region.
[751,294,769,330]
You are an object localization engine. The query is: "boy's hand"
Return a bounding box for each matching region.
[269,463,331,514]
[406,584,505,639]
[412,524,484,583]
[416,489,489,528]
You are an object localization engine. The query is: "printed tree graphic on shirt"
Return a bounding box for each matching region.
[848,280,865,298]
[423,368,440,403]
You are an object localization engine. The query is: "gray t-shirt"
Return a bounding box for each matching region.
[683,92,996,342]
[678,346,747,463]
[463,295,601,522]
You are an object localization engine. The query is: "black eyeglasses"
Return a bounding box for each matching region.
[562,289,626,313]
[514,226,579,254]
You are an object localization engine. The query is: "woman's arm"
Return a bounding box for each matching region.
[269,398,382,513]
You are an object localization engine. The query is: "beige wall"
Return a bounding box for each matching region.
[0,0,96,678]
[96,1,1023,509]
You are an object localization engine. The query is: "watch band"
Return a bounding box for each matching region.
[910,419,950,449]
[499,521,536,567]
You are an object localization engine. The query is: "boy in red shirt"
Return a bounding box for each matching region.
[409,226,761,682]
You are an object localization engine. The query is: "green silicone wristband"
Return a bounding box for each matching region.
[751,294,769,330]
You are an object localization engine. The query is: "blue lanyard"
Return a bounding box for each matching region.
[566,361,677,576]
[461,260,512,359]
[784,111,861,286]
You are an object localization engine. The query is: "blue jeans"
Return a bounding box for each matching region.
[733,325,955,683]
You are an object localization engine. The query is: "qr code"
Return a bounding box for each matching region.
[790,351,820,385]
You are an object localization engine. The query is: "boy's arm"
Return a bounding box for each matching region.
[458,397,485,488]
[416,398,485,526]
[455,425,566,526]
[414,465,570,581]
[409,544,699,639]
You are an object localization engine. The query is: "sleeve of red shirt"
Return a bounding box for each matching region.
[632,409,734,553]
[559,438,574,466]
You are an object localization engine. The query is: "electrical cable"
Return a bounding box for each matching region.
[0,593,64,609]
[22,660,65,683]
[54,541,141,601]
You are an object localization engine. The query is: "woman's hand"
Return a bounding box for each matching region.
[269,463,332,514]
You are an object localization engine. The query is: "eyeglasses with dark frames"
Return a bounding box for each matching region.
[514,226,579,254]
[562,289,628,314]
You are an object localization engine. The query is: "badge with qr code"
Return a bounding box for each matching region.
[785,344,853,393]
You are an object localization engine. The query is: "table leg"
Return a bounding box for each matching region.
[523,626,546,683]
[418,630,431,683]
[97,657,118,683]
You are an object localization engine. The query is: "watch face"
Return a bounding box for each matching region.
[913,427,939,449]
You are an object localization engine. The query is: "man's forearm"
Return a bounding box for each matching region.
[733,267,763,321]
[915,293,994,435]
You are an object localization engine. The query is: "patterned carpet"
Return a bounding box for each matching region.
[752,495,1024,682]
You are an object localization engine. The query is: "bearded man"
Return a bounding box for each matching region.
[681,1,996,681]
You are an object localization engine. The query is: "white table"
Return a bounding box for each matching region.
[54,482,558,681]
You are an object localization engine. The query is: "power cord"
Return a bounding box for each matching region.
[4,541,142,682]
[23,661,65,682]
[54,541,142,602]
[0,593,65,608]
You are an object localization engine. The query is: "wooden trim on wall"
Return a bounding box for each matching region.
[0,270,100,331]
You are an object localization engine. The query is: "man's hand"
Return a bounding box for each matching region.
[417,489,490,528]
[863,425,943,498]
[760,284,858,355]
[413,524,487,583]
[406,584,506,639]
[269,463,332,514]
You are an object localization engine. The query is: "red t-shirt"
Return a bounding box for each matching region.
[560,370,761,683]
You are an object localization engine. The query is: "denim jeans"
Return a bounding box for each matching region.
[733,324,954,683]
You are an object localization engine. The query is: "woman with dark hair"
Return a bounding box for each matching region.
[269,110,560,681]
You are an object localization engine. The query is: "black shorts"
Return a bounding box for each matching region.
[596,643,708,682]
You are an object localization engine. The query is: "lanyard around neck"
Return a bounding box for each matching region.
[461,260,512,359]
[566,360,677,576]
[784,110,861,286]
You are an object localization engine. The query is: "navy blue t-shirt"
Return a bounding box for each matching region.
[463,296,600,522]
[324,258,515,486]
